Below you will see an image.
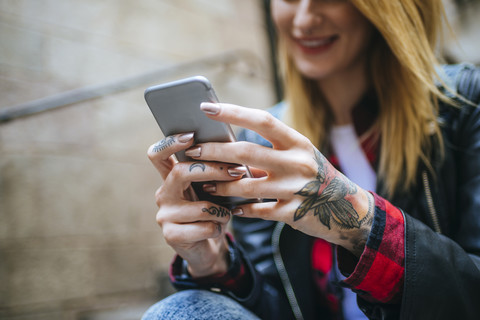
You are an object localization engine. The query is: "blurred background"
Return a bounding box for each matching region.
[0,0,478,319]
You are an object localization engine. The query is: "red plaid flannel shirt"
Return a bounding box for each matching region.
[335,193,405,303]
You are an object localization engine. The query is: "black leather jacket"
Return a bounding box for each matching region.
[228,64,480,320]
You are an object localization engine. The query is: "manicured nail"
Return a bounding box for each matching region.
[185,146,201,157]
[200,102,220,115]
[227,166,247,177]
[178,132,194,143]
[232,208,244,216]
[203,183,216,193]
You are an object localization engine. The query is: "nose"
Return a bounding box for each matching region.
[293,0,322,34]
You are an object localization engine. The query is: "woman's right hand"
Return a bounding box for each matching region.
[147,132,246,278]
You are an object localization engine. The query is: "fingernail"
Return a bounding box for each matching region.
[200,102,220,115]
[228,166,247,177]
[185,146,201,157]
[232,208,244,216]
[178,132,194,143]
[203,183,216,193]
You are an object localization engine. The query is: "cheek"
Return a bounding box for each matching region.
[337,13,374,57]
[271,2,293,37]
[339,8,374,44]
[351,23,374,55]
[273,19,290,39]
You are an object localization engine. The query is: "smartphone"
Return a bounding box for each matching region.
[145,76,258,209]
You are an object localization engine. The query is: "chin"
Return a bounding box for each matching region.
[293,58,335,80]
[296,64,333,81]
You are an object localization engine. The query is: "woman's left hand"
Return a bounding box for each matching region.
[187,102,375,256]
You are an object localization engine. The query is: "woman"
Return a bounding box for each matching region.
[143,0,480,319]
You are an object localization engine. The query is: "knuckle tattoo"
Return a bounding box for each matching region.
[152,136,176,153]
[202,206,230,218]
[189,162,206,172]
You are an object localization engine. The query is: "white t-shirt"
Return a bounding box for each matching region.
[329,123,376,320]
[330,124,376,192]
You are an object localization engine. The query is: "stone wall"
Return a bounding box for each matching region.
[444,0,480,64]
[2,1,478,319]
[0,1,275,319]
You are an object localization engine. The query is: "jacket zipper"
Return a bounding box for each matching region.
[272,222,304,320]
[422,170,442,234]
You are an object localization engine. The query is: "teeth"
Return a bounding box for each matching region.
[299,38,332,47]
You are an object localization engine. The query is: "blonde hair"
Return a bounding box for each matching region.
[281,0,449,197]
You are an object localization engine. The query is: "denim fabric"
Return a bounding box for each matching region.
[142,289,260,320]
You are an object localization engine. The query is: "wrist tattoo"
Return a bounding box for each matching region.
[363,190,374,225]
[202,206,230,218]
[350,191,375,256]
[293,148,360,230]
[153,136,175,152]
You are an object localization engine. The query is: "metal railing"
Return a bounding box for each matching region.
[0,50,265,124]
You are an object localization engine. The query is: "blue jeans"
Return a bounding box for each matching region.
[142,289,260,320]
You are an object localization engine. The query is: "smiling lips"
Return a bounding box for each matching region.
[294,35,338,54]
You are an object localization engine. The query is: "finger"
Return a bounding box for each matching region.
[162,221,224,245]
[161,161,249,198]
[232,200,298,223]
[210,177,296,200]
[185,141,284,171]
[249,166,268,178]
[147,132,195,178]
[186,162,249,181]
[201,102,306,150]
[232,201,280,220]
[156,201,231,225]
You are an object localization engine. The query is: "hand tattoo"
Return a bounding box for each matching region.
[293,149,360,230]
[189,162,206,172]
[202,206,230,218]
[153,136,175,152]
[350,191,375,256]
